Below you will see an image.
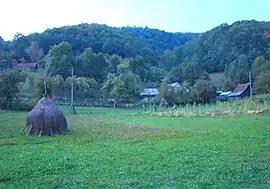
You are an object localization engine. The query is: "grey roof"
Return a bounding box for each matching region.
[220,91,232,96]
[140,88,159,96]
[168,82,181,88]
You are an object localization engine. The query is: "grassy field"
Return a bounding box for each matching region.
[0,107,269,188]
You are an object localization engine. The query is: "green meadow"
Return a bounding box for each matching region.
[0,107,269,188]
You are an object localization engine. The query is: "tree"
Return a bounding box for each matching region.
[180,21,270,72]
[224,55,249,88]
[11,33,30,61]
[0,36,4,52]
[253,71,270,94]
[148,67,167,83]
[159,81,169,100]
[192,79,216,103]
[36,77,53,100]
[129,56,150,82]
[76,48,108,82]
[164,67,183,83]
[101,71,141,107]
[0,70,25,108]
[51,75,65,96]
[25,41,44,62]
[252,56,270,94]
[160,50,178,70]
[74,77,98,99]
[45,42,75,77]
[100,73,116,97]
[107,54,122,74]
[182,62,208,85]
[252,56,270,78]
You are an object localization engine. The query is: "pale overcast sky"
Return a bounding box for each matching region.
[0,0,269,40]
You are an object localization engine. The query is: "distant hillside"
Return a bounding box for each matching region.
[181,20,270,72]
[6,24,197,64]
[1,20,270,74]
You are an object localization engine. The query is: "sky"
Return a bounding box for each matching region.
[0,0,269,40]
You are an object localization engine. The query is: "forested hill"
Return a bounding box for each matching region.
[1,20,270,74]
[5,24,196,64]
[179,20,270,72]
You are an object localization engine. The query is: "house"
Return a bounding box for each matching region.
[140,88,159,97]
[228,83,250,100]
[15,63,40,71]
[140,88,159,104]
[168,82,181,88]
[168,82,189,93]
[216,91,232,101]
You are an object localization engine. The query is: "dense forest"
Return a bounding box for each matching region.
[0,24,196,65]
[0,20,270,108]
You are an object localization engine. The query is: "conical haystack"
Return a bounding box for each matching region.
[21,97,70,136]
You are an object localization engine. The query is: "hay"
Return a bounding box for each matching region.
[21,97,70,136]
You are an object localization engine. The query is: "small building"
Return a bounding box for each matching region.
[216,91,232,101]
[168,82,189,93]
[168,82,181,88]
[140,88,159,97]
[140,88,159,104]
[15,63,40,71]
[228,83,250,100]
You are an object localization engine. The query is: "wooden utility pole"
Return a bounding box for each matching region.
[44,81,47,96]
[69,67,76,114]
[248,61,253,98]
[249,70,253,98]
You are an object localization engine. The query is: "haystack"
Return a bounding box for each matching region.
[21,96,70,136]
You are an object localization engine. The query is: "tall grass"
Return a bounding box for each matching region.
[150,95,270,117]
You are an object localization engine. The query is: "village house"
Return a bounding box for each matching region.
[216,83,250,101]
[228,83,250,100]
[15,63,40,72]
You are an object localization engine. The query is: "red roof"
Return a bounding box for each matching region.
[229,83,250,97]
[16,63,40,68]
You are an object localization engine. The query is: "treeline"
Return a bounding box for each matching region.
[162,20,270,72]
[1,20,269,74]
[0,24,196,65]
[1,20,270,109]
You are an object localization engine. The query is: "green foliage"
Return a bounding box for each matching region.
[148,66,167,83]
[25,41,44,62]
[192,79,216,103]
[182,62,209,85]
[45,42,75,77]
[76,48,108,82]
[36,77,53,99]
[0,51,13,70]
[252,56,270,94]
[106,54,122,74]
[0,69,25,108]
[28,24,196,61]
[224,55,249,89]
[101,71,141,102]
[253,71,270,94]
[74,77,99,99]
[129,56,150,82]
[181,21,270,72]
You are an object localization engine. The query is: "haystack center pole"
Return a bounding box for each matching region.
[44,81,47,95]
